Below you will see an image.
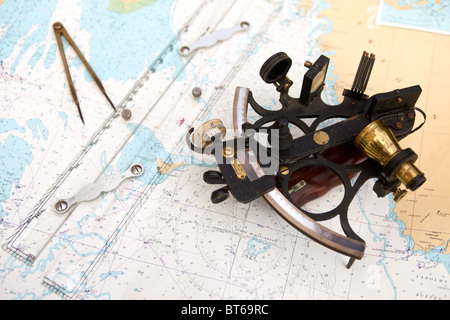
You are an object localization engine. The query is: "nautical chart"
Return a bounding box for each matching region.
[0,0,449,300]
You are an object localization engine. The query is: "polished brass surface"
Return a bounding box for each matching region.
[279,166,290,175]
[354,120,399,166]
[230,158,246,179]
[393,188,408,203]
[395,161,423,187]
[313,131,330,145]
[192,118,226,148]
[222,147,235,158]
[354,120,424,190]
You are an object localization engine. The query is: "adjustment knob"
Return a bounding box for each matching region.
[211,187,230,204]
[191,119,226,148]
[203,170,226,184]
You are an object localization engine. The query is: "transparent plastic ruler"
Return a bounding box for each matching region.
[38,1,279,299]
[2,0,211,265]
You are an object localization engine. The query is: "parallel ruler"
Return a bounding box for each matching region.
[5,0,285,299]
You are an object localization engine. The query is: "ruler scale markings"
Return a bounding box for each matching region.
[42,1,284,299]
[2,0,209,265]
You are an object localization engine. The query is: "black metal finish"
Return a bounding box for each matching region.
[186,51,426,267]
